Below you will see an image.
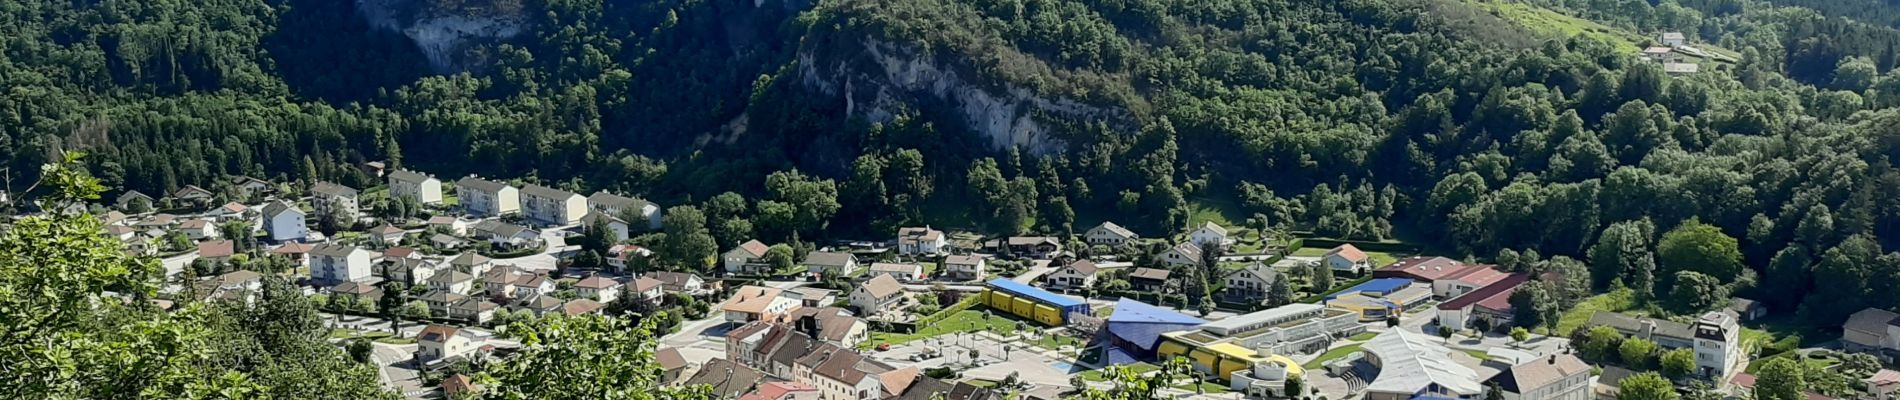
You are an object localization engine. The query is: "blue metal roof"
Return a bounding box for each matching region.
[1326,277,1416,300]
[1107,298,1207,325]
[986,279,1086,308]
[1105,298,1206,352]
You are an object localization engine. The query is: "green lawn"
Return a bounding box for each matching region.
[1173,382,1230,394]
[1347,332,1378,341]
[920,262,939,277]
[1094,307,1116,318]
[1302,343,1363,369]
[1186,197,1245,231]
[1460,349,1493,361]
[1289,246,1398,267]
[965,379,999,388]
[1554,288,1635,336]
[866,308,1023,348]
[1461,0,1640,53]
[1079,362,1161,382]
[1034,334,1083,350]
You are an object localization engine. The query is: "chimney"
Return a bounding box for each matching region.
[1549,355,1556,364]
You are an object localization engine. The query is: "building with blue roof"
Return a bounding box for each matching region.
[1103,298,1206,364]
[1323,278,1416,301]
[1325,278,1432,322]
[982,279,1090,326]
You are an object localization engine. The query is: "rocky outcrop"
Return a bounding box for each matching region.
[356,0,527,73]
[798,39,1124,154]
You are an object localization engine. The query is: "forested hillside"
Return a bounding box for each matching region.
[5,0,1900,329]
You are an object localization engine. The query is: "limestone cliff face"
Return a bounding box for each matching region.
[797,39,1124,155]
[356,0,527,73]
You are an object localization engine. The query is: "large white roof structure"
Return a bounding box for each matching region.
[1362,330,1483,397]
[1197,303,1324,337]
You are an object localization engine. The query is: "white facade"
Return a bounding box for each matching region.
[522,185,588,226]
[311,246,373,285]
[1324,253,1368,274]
[1190,223,1230,248]
[1084,222,1138,247]
[388,170,444,205]
[456,177,520,217]
[416,326,476,362]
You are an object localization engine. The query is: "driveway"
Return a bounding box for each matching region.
[494,229,573,273]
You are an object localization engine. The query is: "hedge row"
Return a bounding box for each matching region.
[1297,237,1418,253]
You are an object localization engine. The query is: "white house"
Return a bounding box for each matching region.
[172,185,215,206]
[630,276,666,305]
[178,219,219,240]
[721,286,799,324]
[866,263,925,282]
[233,176,273,199]
[1659,32,1686,47]
[427,215,470,235]
[427,270,477,295]
[723,240,772,274]
[455,176,519,217]
[581,212,630,241]
[416,325,477,363]
[1044,260,1100,291]
[1223,263,1280,302]
[896,227,946,256]
[803,252,860,277]
[1085,221,1139,247]
[261,201,307,242]
[849,275,905,317]
[310,243,374,285]
[1323,244,1371,275]
[942,255,986,281]
[1189,222,1230,248]
[587,191,662,231]
[520,184,588,226]
[310,182,361,221]
[448,298,498,324]
[1486,354,1595,400]
[370,224,406,245]
[576,276,623,303]
[512,275,555,299]
[388,169,444,205]
[1161,242,1204,268]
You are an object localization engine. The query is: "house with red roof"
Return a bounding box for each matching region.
[1436,273,1530,330]
[1375,256,1509,298]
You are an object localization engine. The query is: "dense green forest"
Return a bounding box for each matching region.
[5,0,1900,346]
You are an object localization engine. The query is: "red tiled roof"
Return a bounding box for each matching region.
[1439,273,1529,311]
[1377,257,1498,282]
[1445,265,1511,287]
[1326,244,1368,263]
[198,240,235,258]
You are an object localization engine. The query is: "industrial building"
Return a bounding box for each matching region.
[1101,298,1206,365]
[982,279,1090,326]
[1155,303,1363,381]
[1324,278,1433,322]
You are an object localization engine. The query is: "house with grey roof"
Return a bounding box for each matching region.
[803,252,860,277]
[1085,221,1139,247]
[387,169,443,205]
[454,176,519,217]
[1844,308,1900,361]
[310,243,374,285]
[520,184,587,226]
[309,182,361,221]
[586,191,661,230]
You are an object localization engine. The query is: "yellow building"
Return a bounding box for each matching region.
[1155,333,1305,382]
